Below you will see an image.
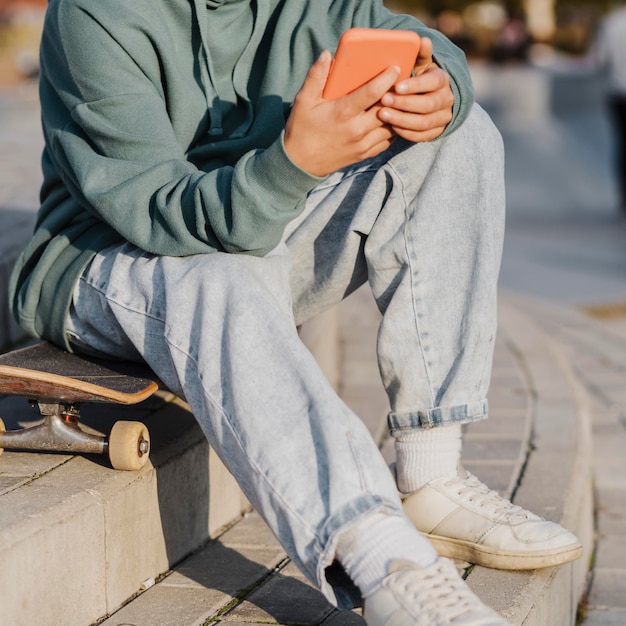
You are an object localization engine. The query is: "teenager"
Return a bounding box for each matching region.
[10,1,581,623]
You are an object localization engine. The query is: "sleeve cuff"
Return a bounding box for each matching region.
[239,131,326,208]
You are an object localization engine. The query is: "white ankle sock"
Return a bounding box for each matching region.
[395,424,462,494]
[335,513,438,597]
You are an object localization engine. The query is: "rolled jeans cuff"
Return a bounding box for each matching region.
[387,398,489,435]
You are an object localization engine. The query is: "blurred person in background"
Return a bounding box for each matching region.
[491,11,530,64]
[595,0,626,212]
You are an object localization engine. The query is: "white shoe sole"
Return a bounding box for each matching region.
[424,532,583,570]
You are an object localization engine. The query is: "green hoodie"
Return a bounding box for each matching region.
[10,0,475,350]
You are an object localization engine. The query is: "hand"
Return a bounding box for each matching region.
[284,51,398,177]
[377,38,454,143]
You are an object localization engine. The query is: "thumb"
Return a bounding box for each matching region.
[414,37,434,76]
[298,50,332,100]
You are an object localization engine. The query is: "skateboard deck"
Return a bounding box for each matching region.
[0,341,160,470]
[0,341,159,403]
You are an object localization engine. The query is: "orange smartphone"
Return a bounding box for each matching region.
[322,28,421,100]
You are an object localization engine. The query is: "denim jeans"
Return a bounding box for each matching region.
[66,104,505,608]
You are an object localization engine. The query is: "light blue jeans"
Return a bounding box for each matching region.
[66,104,505,608]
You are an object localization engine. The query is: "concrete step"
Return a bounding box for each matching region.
[0,291,596,626]
[463,295,593,626]
[0,392,250,626]
[0,312,340,626]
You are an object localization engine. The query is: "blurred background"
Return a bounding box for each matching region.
[382,0,626,329]
[386,0,612,62]
[0,0,44,86]
[0,0,614,82]
[0,0,615,72]
[0,0,625,333]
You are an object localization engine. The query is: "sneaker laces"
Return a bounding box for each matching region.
[390,559,495,622]
[444,473,533,523]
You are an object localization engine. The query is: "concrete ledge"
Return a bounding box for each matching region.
[0,315,335,626]
[0,394,249,626]
[466,296,594,625]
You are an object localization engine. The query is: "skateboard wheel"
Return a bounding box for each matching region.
[108,421,150,471]
[0,417,4,456]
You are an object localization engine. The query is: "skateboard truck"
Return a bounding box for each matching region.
[2,400,148,454]
[0,341,157,470]
[1,401,107,454]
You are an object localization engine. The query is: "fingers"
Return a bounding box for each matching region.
[381,65,452,112]
[386,109,450,142]
[355,124,397,158]
[392,63,450,98]
[392,125,448,143]
[300,52,400,113]
[341,65,401,112]
[377,64,453,142]
[379,102,452,141]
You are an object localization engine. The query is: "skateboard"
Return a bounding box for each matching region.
[0,341,160,470]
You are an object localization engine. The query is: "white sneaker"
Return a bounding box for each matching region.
[402,470,583,570]
[363,557,512,626]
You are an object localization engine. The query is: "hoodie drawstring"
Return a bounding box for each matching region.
[192,0,223,136]
[192,0,270,139]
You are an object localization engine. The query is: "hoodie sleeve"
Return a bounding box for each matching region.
[40,0,323,258]
[378,11,476,137]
